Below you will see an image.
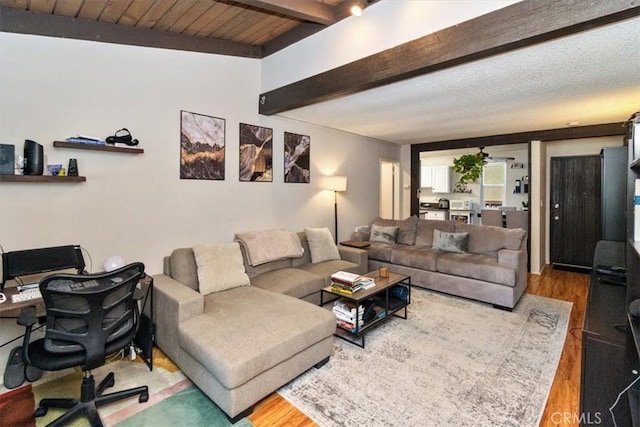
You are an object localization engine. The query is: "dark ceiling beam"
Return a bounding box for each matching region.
[0,6,262,58]
[258,0,640,115]
[234,0,336,25]
[412,122,627,153]
[408,122,627,215]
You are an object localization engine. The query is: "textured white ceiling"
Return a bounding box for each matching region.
[277,17,640,145]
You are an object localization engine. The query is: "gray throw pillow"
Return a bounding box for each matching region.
[370,224,399,244]
[433,230,469,253]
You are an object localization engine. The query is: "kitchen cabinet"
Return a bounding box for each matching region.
[420,166,433,188]
[423,210,449,221]
[432,166,451,193]
[420,165,450,193]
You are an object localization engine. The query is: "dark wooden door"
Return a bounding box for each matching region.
[550,155,601,268]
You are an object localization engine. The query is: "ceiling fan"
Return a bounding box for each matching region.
[478,146,515,162]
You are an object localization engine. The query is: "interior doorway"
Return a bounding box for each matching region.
[380,160,400,219]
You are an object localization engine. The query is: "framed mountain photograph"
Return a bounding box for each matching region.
[180,110,225,180]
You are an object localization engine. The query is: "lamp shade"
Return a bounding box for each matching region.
[322,175,347,192]
[104,255,125,272]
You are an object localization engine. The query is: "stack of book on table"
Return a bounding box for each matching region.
[330,271,375,295]
[333,299,363,332]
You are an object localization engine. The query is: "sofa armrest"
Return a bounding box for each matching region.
[338,246,368,275]
[350,231,371,242]
[498,249,523,267]
[498,249,528,295]
[152,273,204,363]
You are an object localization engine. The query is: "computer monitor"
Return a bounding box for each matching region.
[1,245,85,290]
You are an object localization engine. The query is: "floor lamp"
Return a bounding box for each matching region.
[323,176,347,244]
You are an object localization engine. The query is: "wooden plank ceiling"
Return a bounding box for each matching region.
[0,0,361,57]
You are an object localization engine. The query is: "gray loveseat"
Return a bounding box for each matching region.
[152,230,367,421]
[352,217,527,310]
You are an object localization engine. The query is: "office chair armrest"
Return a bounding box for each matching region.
[18,306,37,327]
[18,306,37,366]
[152,274,204,363]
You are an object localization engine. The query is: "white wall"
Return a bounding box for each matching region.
[261,0,519,91]
[0,33,398,274]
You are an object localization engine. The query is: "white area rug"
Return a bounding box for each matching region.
[278,289,571,427]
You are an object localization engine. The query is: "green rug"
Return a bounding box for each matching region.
[0,349,252,427]
[116,385,251,427]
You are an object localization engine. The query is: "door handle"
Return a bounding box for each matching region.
[554,203,560,209]
[554,216,559,221]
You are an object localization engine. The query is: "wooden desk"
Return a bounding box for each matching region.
[0,286,43,315]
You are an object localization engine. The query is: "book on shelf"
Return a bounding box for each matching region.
[334,311,364,325]
[360,277,375,289]
[331,271,361,285]
[334,298,363,312]
[330,281,364,293]
[336,320,359,332]
[66,136,107,145]
[333,307,364,320]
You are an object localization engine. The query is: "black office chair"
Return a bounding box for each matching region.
[18,262,149,427]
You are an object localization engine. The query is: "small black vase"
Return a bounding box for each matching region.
[68,158,78,176]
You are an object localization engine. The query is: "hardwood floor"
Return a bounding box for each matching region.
[248,266,589,427]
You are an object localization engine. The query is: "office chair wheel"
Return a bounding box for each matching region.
[139,391,149,403]
[34,406,48,417]
[105,375,115,388]
[25,365,43,382]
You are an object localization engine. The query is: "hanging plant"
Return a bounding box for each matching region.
[452,153,485,185]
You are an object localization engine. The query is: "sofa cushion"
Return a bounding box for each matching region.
[296,259,360,286]
[454,223,526,255]
[415,220,456,246]
[370,224,399,244]
[371,216,418,245]
[366,242,395,262]
[433,230,469,253]
[193,243,250,295]
[250,268,325,299]
[390,245,441,271]
[179,286,336,389]
[304,227,341,263]
[437,252,517,287]
[170,248,199,291]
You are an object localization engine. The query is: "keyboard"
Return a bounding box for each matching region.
[11,288,42,303]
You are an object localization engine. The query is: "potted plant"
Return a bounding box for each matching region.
[452,153,485,192]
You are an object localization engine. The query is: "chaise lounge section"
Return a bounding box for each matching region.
[152,228,367,421]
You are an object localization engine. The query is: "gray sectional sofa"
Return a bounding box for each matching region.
[152,230,367,421]
[352,217,528,310]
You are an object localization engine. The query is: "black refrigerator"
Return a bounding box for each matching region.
[601,146,627,242]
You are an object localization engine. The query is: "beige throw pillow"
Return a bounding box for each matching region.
[304,227,341,263]
[193,242,250,295]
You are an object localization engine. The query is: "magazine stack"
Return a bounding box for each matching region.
[333,298,363,332]
[330,271,374,295]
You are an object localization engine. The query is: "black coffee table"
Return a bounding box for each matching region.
[320,270,411,348]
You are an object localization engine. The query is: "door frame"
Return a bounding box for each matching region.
[380,159,400,219]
